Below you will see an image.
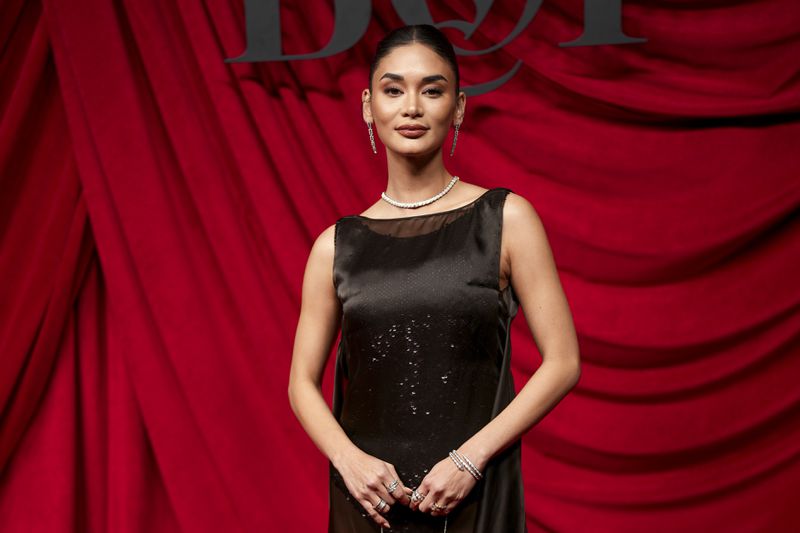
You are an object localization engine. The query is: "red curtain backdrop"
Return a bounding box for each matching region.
[1,0,799,531]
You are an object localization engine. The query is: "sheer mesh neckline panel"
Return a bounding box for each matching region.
[348,187,499,238]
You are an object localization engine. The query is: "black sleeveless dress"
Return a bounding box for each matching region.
[329,187,527,533]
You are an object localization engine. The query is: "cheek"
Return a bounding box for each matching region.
[428,120,448,132]
[430,105,455,126]
[371,104,396,126]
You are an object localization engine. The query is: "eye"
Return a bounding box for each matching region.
[383,87,444,96]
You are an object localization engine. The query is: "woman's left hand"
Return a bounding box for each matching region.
[409,456,478,516]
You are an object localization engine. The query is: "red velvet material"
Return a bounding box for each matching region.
[1,1,799,531]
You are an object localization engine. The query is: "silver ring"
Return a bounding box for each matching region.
[432,502,447,511]
[373,498,388,511]
[411,489,426,503]
[385,479,399,493]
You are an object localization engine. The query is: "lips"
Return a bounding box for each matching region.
[397,129,427,138]
[396,125,429,138]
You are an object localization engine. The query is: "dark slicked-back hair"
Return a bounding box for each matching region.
[369,24,460,96]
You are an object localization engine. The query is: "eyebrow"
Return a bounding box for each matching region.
[379,73,448,84]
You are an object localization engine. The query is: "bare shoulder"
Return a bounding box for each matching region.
[316,221,338,252]
[503,191,545,234]
[309,222,338,266]
[501,191,551,263]
[303,222,339,293]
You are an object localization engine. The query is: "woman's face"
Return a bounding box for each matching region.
[364,43,465,158]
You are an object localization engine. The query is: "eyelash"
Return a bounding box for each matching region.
[385,87,443,96]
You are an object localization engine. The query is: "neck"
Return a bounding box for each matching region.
[384,149,453,202]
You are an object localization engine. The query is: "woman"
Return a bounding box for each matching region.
[288,24,581,532]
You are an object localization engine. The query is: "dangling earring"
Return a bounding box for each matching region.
[450,123,460,157]
[367,122,377,154]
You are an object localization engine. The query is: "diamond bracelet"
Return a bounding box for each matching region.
[448,450,483,480]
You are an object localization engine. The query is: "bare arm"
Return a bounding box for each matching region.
[287,223,413,528]
[458,193,582,472]
[287,223,357,466]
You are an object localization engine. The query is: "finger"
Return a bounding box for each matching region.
[431,504,448,517]
[401,486,416,509]
[408,488,419,511]
[418,488,440,514]
[429,495,455,517]
[442,495,460,515]
[359,496,391,529]
[410,485,428,512]
[385,465,412,505]
[373,476,397,510]
[402,486,413,506]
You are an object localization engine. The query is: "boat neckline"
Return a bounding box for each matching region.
[351,188,500,222]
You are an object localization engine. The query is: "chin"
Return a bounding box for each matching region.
[393,148,435,158]
[391,141,439,155]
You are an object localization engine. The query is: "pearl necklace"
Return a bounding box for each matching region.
[381,176,460,209]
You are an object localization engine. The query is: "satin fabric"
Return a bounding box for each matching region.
[329,188,526,532]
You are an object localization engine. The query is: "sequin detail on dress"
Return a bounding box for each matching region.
[329,188,527,532]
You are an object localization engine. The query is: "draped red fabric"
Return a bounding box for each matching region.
[1,0,799,531]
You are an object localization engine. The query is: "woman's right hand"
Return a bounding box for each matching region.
[334,449,414,529]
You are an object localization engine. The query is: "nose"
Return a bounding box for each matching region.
[403,93,421,117]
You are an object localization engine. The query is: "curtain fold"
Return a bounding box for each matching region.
[1,0,798,531]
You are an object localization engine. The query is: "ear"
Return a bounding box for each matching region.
[362,88,373,124]
[454,91,466,126]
